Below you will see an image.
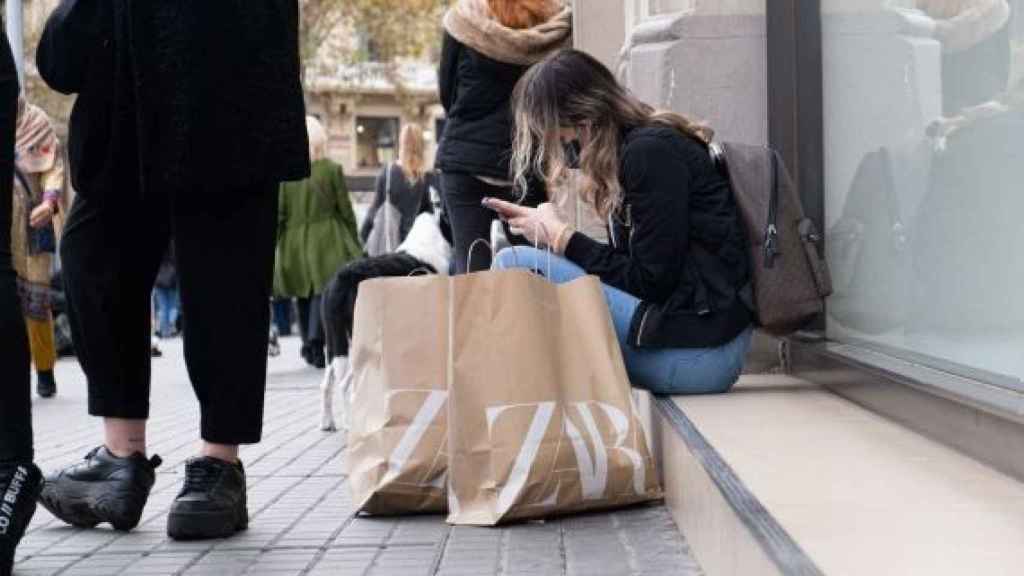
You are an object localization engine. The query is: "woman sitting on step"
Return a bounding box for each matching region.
[487,49,754,395]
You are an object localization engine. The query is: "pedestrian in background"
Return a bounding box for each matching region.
[275,116,362,370]
[152,242,180,339]
[10,96,67,399]
[360,124,435,254]
[1,25,44,576]
[436,0,571,272]
[35,0,310,541]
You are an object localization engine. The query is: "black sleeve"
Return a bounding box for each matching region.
[439,33,460,114]
[563,136,689,303]
[36,0,109,95]
[359,166,388,243]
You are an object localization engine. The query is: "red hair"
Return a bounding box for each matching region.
[488,0,561,30]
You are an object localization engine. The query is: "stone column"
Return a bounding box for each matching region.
[572,0,627,70]
[620,1,769,145]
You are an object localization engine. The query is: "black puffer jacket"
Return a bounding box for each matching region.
[564,126,752,349]
[436,33,527,180]
[436,2,570,181]
[37,0,310,199]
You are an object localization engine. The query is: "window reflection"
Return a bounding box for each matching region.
[823,0,1024,385]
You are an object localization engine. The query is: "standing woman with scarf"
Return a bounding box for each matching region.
[10,97,68,399]
[436,0,571,272]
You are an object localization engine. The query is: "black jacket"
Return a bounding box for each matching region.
[360,165,435,244]
[37,0,310,199]
[564,126,752,349]
[436,32,527,180]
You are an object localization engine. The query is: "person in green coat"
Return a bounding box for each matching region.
[274,116,361,368]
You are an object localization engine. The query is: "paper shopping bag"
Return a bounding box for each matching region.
[345,275,449,514]
[445,269,661,525]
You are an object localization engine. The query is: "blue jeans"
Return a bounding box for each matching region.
[153,287,180,338]
[494,247,753,395]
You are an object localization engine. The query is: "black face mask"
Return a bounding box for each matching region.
[563,139,582,170]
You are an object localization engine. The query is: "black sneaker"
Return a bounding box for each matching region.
[305,346,326,370]
[36,371,56,399]
[0,462,43,576]
[38,447,161,532]
[166,457,248,541]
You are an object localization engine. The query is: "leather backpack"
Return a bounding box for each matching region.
[710,142,833,336]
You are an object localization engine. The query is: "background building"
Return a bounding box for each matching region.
[305,61,443,193]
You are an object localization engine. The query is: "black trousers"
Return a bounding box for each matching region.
[61,184,278,445]
[0,30,32,463]
[296,295,324,350]
[440,173,538,273]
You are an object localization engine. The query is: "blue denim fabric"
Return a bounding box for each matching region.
[153,287,180,338]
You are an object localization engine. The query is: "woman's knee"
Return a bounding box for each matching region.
[634,349,743,396]
[494,246,542,271]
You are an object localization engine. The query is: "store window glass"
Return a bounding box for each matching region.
[649,0,694,15]
[821,0,1024,387]
[355,117,399,170]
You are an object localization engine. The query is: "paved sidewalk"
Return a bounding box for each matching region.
[14,337,702,576]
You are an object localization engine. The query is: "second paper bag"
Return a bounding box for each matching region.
[345,275,449,514]
[446,269,661,525]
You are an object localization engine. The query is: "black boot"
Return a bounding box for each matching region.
[309,346,326,370]
[167,457,248,540]
[0,462,43,576]
[38,447,161,532]
[36,371,56,399]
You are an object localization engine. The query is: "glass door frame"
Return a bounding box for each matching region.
[766,0,826,333]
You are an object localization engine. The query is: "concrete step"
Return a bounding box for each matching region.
[650,373,1024,576]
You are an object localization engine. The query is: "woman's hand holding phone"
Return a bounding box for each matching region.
[482,198,572,253]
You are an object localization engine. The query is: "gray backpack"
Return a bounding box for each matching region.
[710,142,833,336]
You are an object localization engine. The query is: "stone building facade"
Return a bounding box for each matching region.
[305,62,443,192]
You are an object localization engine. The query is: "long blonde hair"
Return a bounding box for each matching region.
[398,124,426,183]
[511,49,713,218]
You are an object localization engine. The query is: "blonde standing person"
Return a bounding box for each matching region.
[10,96,67,399]
[360,124,435,252]
[275,116,362,369]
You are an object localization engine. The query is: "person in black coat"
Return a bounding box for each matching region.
[488,50,755,395]
[34,0,310,542]
[0,25,44,576]
[436,0,570,272]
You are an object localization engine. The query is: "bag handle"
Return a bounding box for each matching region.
[385,163,394,253]
[467,238,493,273]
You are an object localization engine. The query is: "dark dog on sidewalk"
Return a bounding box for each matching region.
[319,214,451,431]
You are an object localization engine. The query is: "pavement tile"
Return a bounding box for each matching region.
[16,337,702,576]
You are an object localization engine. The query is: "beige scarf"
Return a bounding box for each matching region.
[443,0,572,66]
